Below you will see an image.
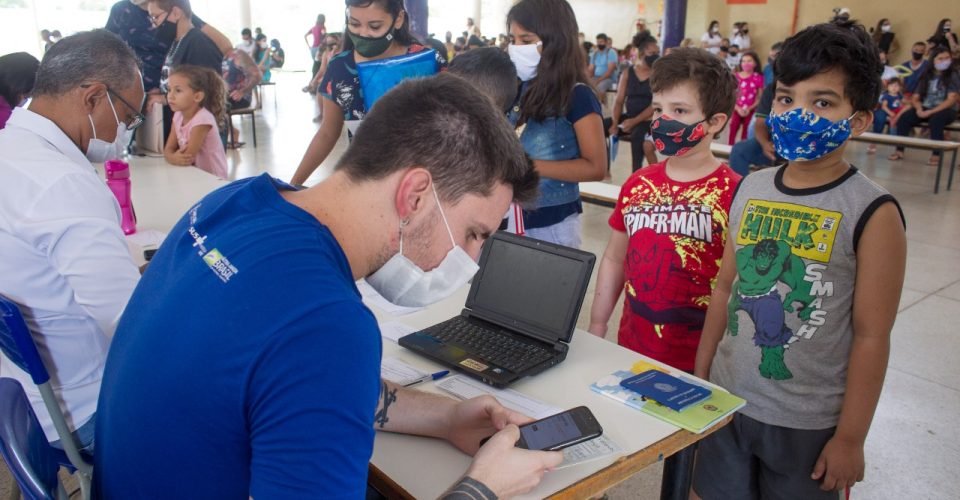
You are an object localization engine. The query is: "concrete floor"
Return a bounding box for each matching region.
[2,71,958,499]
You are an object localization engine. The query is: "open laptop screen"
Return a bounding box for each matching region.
[467,233,594,343]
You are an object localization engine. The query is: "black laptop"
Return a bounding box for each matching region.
[398,231,596,387]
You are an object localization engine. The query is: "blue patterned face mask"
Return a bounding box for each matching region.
[767,108,855,161]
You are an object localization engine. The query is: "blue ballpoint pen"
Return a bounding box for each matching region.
[403,370,450,387]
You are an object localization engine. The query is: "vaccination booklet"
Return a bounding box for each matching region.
[590,361,746,434]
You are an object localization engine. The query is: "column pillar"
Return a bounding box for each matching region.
[240,0,252,31]
[662,0,687,49]
[404,0,429,41]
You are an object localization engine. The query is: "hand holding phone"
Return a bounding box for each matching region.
[481,406,603,451]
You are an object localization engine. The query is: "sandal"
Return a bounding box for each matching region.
[888,152,903,161]
[226,141,245,150]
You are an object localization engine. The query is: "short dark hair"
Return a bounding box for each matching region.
[886,77,902,87]
[448,47,518,112]
[650,48,737,133]
[775,19,883,113]
[770,41,784,52]
[596,33,607,39]
[336,73,538,204]
[32,29,142,97]
[0,52,40,105]
[241,28,252,37]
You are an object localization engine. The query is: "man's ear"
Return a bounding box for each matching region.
[81,83,108,114]
[394,167,432,221]
[848,109,872,137]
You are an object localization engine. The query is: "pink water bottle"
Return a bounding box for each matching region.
[104,159,137,235]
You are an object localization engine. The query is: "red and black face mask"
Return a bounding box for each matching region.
[650,115,708,157]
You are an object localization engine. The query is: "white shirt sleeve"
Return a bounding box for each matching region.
[19,173,140,339]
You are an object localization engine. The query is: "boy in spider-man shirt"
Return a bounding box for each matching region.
[588,48,741,373]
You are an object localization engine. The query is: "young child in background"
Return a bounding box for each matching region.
[164,65,229,179]
[506,0,607,249]
[588,48,741,375]
[729,51,764,145]
[867,77,906,153]
[693,20,906,500]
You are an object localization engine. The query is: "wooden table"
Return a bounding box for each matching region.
[365,287,733,499]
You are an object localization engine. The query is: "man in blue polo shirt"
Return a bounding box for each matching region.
[588,33,618,100]
[94,74,559,498]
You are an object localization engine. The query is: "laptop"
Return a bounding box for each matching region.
[398,231,596,387]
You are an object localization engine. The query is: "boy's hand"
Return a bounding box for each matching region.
[811,436,864,491]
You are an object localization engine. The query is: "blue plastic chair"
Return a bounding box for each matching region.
[0,296,92,499]
[0,378,68,500]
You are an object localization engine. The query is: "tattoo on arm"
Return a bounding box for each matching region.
[441,476,498,500]
[373,381,398,429]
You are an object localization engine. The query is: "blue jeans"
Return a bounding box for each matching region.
[524,213,582,249]
[51,412,95,453]
[873,109,891,134]
[729,138,775,177]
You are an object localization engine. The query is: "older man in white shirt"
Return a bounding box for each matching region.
[0,29,143,451]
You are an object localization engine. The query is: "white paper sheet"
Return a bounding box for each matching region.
[357,279,423,316]
[378,321,416,343]
[381,357,429,386]
[557,435,623,469]
[436,374,561,419]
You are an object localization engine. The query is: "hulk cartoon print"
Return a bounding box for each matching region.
[730,198,844,381]
[728,239,815,380]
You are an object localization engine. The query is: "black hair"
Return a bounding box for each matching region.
[770,41,784,52]
[241,28,251,37]
[774,19,883,113]
[448,47,518,112]
[596,33,607,40]
[337,73,538,204]
[0,52,40,105]
[708,20,719,32]
[916,46,957,101]
[342,0,418,53]
[632,31,657,51]
[508,0,589,125]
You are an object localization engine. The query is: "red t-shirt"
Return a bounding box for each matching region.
[609,161,741,371]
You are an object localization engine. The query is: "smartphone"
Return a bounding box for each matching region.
[517,406,603,451]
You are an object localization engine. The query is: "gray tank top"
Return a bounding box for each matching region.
[711,166,903,430]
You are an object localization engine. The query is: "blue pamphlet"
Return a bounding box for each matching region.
[619,370,712,412]
[357,49,439,111]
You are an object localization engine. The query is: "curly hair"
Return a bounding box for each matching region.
[169,65,226,128]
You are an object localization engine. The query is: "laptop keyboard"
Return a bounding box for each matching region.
[422,317,555,374]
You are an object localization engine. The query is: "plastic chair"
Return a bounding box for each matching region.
[0,296,92,499]
[0,378,69,500]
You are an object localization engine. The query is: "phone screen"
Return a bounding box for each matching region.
[520,411,584,451]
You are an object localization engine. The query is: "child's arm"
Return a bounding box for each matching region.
[180,124,213,158]
[588,230,629,338]
[811,202,906,492]
[163,124,194,166]
[532,114,607,182]
[693,233,739,379]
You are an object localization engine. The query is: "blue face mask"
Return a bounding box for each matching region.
[767,108,855,161]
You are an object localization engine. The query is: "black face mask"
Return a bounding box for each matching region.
[742,29,749,34]
[945,26,952,33]
[644,53,660,67]
[596,44,607,50]
[153,19,177,46]
[912,51,924,61]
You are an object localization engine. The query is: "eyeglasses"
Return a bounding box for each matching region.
[80,83,146,131]
[149,11,169,27]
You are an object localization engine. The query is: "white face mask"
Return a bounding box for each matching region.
[85,95,130,163]
[508,42,542,82]
[366,185,480,307]
[881,24,891,33]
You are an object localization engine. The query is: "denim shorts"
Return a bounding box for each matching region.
[51,412,96,453]
[524,213,582,249]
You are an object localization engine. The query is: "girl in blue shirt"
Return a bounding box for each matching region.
[506,0,607,249]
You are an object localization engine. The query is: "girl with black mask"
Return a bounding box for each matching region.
[292,0,446,186]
